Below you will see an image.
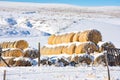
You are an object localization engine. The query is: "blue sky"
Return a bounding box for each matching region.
[1,0,120,6]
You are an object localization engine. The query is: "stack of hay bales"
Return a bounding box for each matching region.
[0,40,31,67]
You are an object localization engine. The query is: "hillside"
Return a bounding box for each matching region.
[0,1,120,48]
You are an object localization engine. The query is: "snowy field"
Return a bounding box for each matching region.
[0,66,120,80]
[0,1,120,80]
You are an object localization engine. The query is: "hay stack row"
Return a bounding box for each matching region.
[48,29,102,45]
[41,41,115,55]
[41,42,98,55]
[0,40,29,49]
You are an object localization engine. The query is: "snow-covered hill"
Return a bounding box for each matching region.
[0,1,120,48]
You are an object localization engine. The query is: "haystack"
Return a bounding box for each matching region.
[75,42,98,54]
[48,34,56,44]
[67,44,76,54]
[73,32,81,42]
[61,34,68,43]
[0,40,28,49]
[14,40,28,49]
[14,59,31,66]
[62,46,68,54]
[98,41,115,52]
[66,32,75,43]
[79,29,102,44]
[23,48,38,59]
[2,48,23,57]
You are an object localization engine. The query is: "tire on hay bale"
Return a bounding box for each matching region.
[23,48,38,59]
[73,32,81,42]
[75,42,98,54]
[79,29,102,44]
[67,44,76,55]
[48,34,56,44]
[98,41,115,52]
[14,40,28,49]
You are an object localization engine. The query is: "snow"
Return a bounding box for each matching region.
[0,1,120,80]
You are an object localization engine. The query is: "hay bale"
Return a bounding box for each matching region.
[75,42,98,54]
[67,44,76,55]
[14,59,31,66]
[79,29,102,44]
[61,34,68,43]
[62,46,68,54]
[55,35,62,44]
[94,54,106,66]
[66,32,75,43]
[73,32,81,42]
[14,40,28,49]
[23,48,38,59]
[79,55,92,65]
[48,34,56,44]
[98,41,115,52]
[4,48,23,57]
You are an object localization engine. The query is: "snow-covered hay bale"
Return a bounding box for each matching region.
[79,29,102,44]
[73,32,81,42]
[94,54,106,66]
[62,46,68,54]
[61,34,68,43]
[75,42,98,54]
[14,40,28,49]
[2,48,23,57]
[0,40,28,49]
[48,34,56,44]
[98,41,115,52]
[23,48,38,59]
[14,59,31,66]
[67,44,76,54]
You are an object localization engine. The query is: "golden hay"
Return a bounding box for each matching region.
[0,40,28,49]
[2,48,23,57]
[48,34,56,44]
[62,46,68,54]
[61,34,68,43]
[55,35,62,44]
[66,33,75,43]
[75,42,98,54]
[67,44,76,55]
[98,41,115,52]
[79,29,102,44]
[14,40,28,49]
[73,32,81,42]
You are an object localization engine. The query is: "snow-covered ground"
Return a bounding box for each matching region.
[0,66,120,80]
[0,1,120,80]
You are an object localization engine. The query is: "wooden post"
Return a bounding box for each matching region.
[3,70,6,80]
[104,51,110,80]
[38,42,41,66]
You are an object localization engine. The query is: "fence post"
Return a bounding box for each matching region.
[38,42,41,66]
[104,51,110,80]
[3,70,6,80]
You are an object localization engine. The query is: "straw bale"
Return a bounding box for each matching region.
[48,34,56,44]
[61,34,69,43]
[54,46,63,55]
[7,48,23,57]
[62,46,68,54]
[52,36,57,44]
[14,59,31,66]
[67,44,76,55]
[79,29,102,44]
[55,35,62,44]
[23,49,38,59]
[73,32,81,42]
[98,41,115,52]
[14,40,28,49]
[8,58,16,66]
[94,54,106,66]
[66,32,75,43]
[75,42,98,54]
